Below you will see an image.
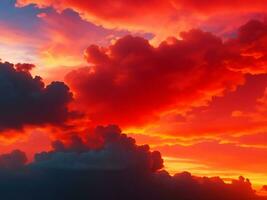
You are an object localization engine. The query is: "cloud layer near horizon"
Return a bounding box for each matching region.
[0,125,262,200]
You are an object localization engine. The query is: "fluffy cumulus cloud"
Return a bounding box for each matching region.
[33,125,164,172]
[0,125,263,200]
[0,61,75,131]
[63,19,267,129]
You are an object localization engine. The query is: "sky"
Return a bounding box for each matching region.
[1,0,267,199]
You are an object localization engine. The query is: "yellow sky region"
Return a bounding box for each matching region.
[126,128,267,195]
[163,156,267,196]
[0,41,86,84]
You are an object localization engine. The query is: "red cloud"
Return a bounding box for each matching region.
[225,20,267,74]
[17,0,267,17]
[63,20,267,128]
[65,30,245,127]
[17,0,267,40]
[173,0,267,13]
[17,0,174,24]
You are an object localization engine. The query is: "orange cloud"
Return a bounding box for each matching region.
[16,0,267,42]
[157,140,267,172]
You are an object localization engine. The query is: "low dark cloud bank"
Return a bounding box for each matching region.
[0,125,264,200]
[0,61,75,131]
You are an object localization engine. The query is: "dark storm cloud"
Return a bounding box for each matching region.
[33,125,164,172]
[0,149,27,169]
[0,125,264,200]
[15,63,35,72]
[0,61,75,131]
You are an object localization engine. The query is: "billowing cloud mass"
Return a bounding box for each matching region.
[33,125,164,172]
[0,125,263,200]
[65,20,267,127]
[0,61,75,131]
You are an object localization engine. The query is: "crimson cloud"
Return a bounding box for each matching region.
[64,20,267,128]
[16,0,267,37]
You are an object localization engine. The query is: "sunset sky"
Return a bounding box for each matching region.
[1,0,267,199]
